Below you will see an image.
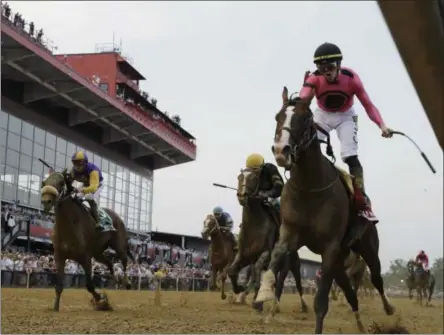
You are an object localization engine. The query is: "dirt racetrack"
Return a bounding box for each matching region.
[1,288,443,334]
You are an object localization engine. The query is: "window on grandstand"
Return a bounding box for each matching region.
[46,132,56,149]
[7,132,20,152]
[8,115,22,135]
[20,137,33,156]
[21,121,34,140]
[34,127,45,145]
[101,158,109,173]
[56,137,67,154]
[0,110,8,129]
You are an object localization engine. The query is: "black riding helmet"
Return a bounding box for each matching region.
[313,42,343,65]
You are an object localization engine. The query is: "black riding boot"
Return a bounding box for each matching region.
[87,199,102,230]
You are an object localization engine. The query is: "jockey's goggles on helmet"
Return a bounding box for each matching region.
[317,62,338,74]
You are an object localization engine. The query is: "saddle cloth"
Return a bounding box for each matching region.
[81,201,115,232]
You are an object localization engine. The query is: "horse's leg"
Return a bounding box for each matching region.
[220,269,228,300]
[94,253,115,281]
[330,280,339,301]
[288,251,308,313]
[334,266,365,333]
[256,223,295,303]
[111,235,132,290]
[210,268,218,291]
[239,250,270,306]
[354,227,395,315]
[80,257,103,306]
[274,257,288,313]
[53,253,66,311]
[228,256,248,294]
[314,243,340,334]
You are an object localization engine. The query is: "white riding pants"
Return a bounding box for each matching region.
[313,106,358,160]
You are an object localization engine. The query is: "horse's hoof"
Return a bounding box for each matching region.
[255,287,274,303]
[252,301,263,312]
[385,304,395,316]
[91,293,112,311]
[221,293,227,300]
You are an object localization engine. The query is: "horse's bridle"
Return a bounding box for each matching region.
[282,103,335,164]
[281,102,338,193]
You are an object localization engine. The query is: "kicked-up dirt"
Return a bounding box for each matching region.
[1,288,443,334]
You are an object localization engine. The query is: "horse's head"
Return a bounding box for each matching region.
[201,214,220,239]
[272,87,316,169]
[407,260,415,274]
[236,168,261,207]
[40,169,70,213]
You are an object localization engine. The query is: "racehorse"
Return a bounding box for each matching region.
[406,260,416,299]
[40,170,134,311]
[201,214,237,300]
[229,166,307,313]
[256,88,394,333]
[407,260,435,306]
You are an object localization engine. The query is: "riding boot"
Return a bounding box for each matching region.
[349,165,378,224]
[86,199,102,230]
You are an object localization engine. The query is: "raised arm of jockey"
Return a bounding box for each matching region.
[353,73,385,128]
[299,74,317,101]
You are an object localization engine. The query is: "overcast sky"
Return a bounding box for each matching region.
[10,1,443,270]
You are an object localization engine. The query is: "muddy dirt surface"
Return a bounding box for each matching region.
[1,289,443,334]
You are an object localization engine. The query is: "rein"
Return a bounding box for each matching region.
[282,107,338,193]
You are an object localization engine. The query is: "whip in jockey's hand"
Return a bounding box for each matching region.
[381,125,394,138]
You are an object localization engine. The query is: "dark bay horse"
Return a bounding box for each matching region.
[256,88,394,333]
[407,260,435,306]
[201,214,237,300]
[40,170,134,311]
[229,167,307,313]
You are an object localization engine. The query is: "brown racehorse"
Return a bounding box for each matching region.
[256,88,394,333]
[229,167,307,313]
[201,214,236,300]
[40,170,134,311]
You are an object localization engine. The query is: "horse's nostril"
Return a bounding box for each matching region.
[271,145,275,154]
[283,145,291,154]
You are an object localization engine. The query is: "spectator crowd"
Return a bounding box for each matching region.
[1,1,53,52]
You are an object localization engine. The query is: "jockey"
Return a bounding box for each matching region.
[70,150,103,230]
[415,250,430,273]
[299,42,394,223]
[213,206,237,251]
[245,153,284,224]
